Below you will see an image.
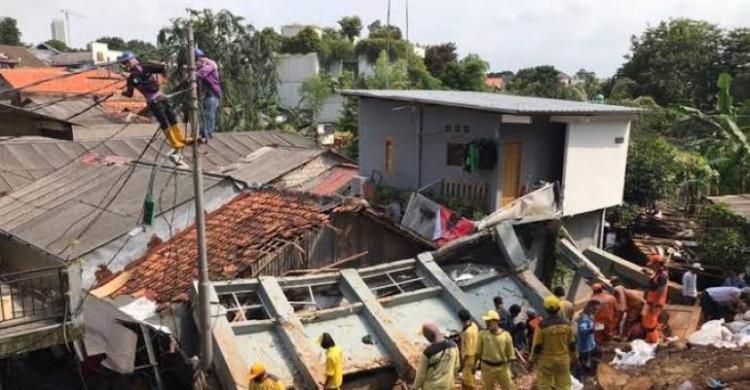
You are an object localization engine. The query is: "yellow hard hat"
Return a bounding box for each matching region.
[482,310,500,321]
[544,295,561,311]
[247,362,266,380]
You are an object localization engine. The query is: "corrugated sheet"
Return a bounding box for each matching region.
[0,45,47,68]
[0,130,316,194]
[341,89,644,115]
[224,146,324,187]
[0,160,222,260]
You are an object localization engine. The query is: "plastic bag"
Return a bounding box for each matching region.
[571,375,583,390]
[687,319,738,348]
[726,321,750,334]
[612,339,657,367]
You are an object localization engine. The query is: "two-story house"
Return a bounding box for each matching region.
[341,89,642,250]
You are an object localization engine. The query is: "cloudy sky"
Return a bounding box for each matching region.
[3,0,749,76]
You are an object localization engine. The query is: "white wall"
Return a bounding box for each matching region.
[277,53,320,107]
[561,117,631,216]
[90,42,122,65]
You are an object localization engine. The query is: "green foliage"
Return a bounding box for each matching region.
[44,39,70,52]
[96,36,158,59]
[157,8,279,132]
[606,204,637,228]
[507,65,584,100]
[364,50,410,89]
[298,74,334,118]
[617,19,724,108]
[623,135,681,207]
[440,54,489,91]
[406,52,442,90]
[367,20,402,40]
[280,26,321,54]
[318,29,355,69]
[443,197,489,220]
[574,68,601,99]
[355,38,409,63]
[338,16,363,41]
[607,77,637,102]
[697,203,750,270]
[424,42,458,78]
[0,17,21,46]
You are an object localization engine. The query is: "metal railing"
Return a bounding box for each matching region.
[0,266,67,326]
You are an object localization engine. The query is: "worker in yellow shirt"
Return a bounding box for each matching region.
[247,362,285,390]
[319,333,343,389]
[413,322,460,390]
[530,296,577,390]
[458,309,479,389]
[475,310,516,390]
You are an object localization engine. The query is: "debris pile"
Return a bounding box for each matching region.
[687,315,750,349]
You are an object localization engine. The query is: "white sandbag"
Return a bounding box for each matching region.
[744,310,750,321]
[612,339,657,367]
[726,321,750,334]
[687,319,738,348]
[734,333,750,348]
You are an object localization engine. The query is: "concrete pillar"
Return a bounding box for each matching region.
[494,223,530,271]
[512,268,553,314]
[258,276,323,388]
[339,269,420,379]
[415,252,484,325]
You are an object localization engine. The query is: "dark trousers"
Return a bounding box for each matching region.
[575,348,601,379]
[702,294,726,321]
[147,96,177,130]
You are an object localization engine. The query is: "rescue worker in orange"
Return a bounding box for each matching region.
[610,277,628,338]
[530,295,577,390]
[645,253,669,307]
[635,303,667,344]
[591,283,617,344]
[621,287,646,337]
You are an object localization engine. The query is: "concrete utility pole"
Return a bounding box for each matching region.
[186,25,213,371]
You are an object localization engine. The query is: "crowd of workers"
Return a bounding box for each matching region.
[240,252,750,390]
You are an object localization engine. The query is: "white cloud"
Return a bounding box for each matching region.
[4,0,749,76]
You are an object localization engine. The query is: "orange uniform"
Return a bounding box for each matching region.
[592,292,617,344]
[641,307,661,344]
[646,268,669,306]
[622,289,646,335]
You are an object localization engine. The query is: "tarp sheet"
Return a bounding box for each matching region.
[475,183,560,230]
[83,296,138,374]
[401,193,475,245]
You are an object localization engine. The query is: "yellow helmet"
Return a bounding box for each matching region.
[247,362,266,380]
[543,295,561,311]
[482,310,500,321]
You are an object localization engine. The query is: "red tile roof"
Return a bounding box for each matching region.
[308,165,358,196]
[107,190,333,303]
[0,67,146,111]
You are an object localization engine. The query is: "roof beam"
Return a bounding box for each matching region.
[415,252,484,325]
[339,268,420,380]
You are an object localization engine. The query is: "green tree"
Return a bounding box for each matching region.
[723,28,750,102]
[157,9,279,132]
[0,17,21,46]
[406,52,442,90]
[617,19,724,108]
[338,16,362,41]
[697,203,750,270]
[440,54,489,91]
[623,134,681,206]
[365,50,410,89]
[281,26,322,54]
[44,39,70,52]
[318,28,355,69]
[96,36,158,58]
[424,42,458,78]
[574,68,601,99]
[298,74,334,120]
[507,65,562,97]
[367,20,402,40]
[96,36,126,50]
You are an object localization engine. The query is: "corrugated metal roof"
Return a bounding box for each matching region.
[340,89,644,115]
[0,159,223,260]
[0,130,316,195]
[0,45,47,68]
[224,146,324,187]
[708,194,750,221]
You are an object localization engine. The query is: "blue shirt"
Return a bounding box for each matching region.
[497,307,512,332]
[577,313,596,353]
[723,277,747,289]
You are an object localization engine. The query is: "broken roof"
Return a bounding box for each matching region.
[0,45,47,68]
[0,102,75,139]
[222,146,325,188]
[0,130,316,194]
[49,52,92,67]
[340,89,644,115]
[104,190,339,303]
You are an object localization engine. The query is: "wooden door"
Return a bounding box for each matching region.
[500,142,522,207]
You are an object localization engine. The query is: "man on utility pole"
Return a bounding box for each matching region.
[186,25,212,374]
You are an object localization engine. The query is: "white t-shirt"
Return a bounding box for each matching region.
[682,271,697,298]
[706,286,742,304]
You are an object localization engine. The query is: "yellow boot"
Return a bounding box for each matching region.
[165,124,186,149]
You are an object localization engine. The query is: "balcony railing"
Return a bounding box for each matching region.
[0,266,67,326]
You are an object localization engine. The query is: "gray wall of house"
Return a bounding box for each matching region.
[357,98,566,210]
[79,180,241,289]
[562,209,604,250]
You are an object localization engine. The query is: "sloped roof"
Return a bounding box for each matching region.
[341,89,644,115]
[223,146,325,187]
[0,158,224,260]
[108,190,335,302]
[303,165,358,196]
[0,130,316,195]
[50,52,92,66]
[0,45,47,67]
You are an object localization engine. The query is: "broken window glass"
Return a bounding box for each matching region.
[282,283,346,313]
[363,268,428,299]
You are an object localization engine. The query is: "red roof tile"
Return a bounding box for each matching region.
[0,67,146,111]
[108,190,332,303]
[309,166,358,196]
